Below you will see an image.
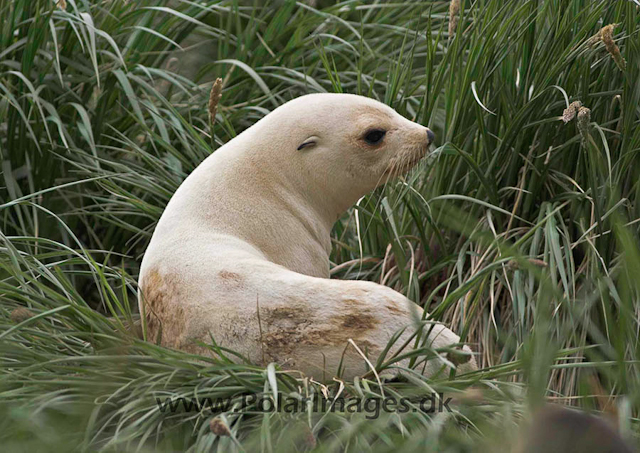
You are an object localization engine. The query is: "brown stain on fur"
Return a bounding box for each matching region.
[218,270,243,284]
[141,268,187,348]
[342,298,367,307]
[261,302,380,363]
[263,329,380,364]
[264,305,308,321]
[217,270,244,290]
[337,312,377,330]
[385,303,405,315]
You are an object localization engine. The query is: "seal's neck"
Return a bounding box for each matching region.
[243,150,337,251]
[182,123,369,277]
[179,144,336,277]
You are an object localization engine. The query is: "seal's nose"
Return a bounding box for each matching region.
[426,129,435,144]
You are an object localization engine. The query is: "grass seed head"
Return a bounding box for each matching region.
[562,101,582,123]
[10,307,35,323]
[600,24,626,71]
[577,106,591,144]
[208,77,223,129]
[210,417,231,437]
[449,0,461,38]
[590,24,626,71]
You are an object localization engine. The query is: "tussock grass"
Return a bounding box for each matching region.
[1,0,639,451]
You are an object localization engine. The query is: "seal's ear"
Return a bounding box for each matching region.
[297,136,319,151]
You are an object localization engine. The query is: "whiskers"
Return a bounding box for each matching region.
[359,147,430,248]
[378,146,427,191]
[351,145,436,280]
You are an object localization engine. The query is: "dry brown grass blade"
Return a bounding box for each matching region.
[587,374,619,426]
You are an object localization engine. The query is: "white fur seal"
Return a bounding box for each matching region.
[138,93,476,380]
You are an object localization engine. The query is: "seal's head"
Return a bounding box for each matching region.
[246,93,435,216]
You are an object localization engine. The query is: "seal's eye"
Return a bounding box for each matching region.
[364,129,386,145]
[297,136,319,151]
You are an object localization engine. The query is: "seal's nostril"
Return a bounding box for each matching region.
[426,129,435,144]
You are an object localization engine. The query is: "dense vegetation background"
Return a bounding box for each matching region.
[1,0,639,451]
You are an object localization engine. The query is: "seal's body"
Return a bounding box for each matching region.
[139,93,476,380]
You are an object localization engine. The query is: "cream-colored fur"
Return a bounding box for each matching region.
[138,93,476,380]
